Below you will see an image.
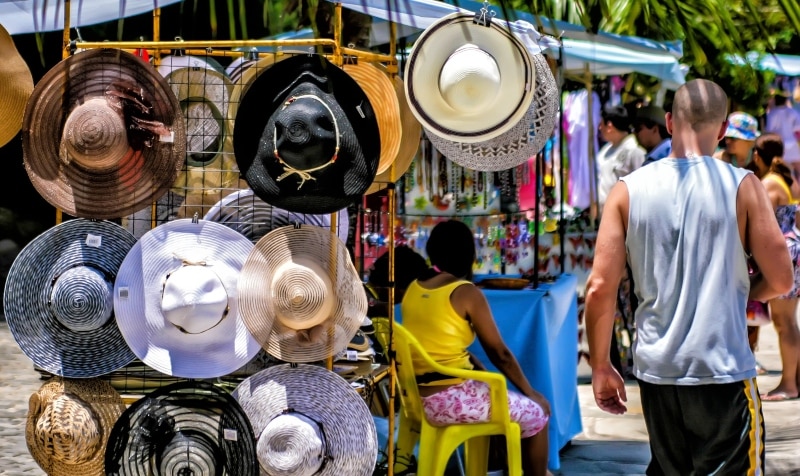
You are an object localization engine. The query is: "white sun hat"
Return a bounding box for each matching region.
[113,218,261,378]
[404,11,535,144]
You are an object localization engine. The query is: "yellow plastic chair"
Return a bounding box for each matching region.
[375,319,522,476]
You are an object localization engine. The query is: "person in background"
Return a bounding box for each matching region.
[401,220,552,476]
[765,90,800,181]
[586,79,793,475]
[365,245,428,318]
[750,133,800,401]
[633,104,672,165]
[596,104,646,213]
[713,111,759,167]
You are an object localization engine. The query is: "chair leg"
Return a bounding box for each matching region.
[506,434,523,476]
[464,436,490,476]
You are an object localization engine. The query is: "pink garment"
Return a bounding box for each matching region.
[421,379,549,438]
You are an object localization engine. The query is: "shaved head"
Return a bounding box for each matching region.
[672,79,728,131]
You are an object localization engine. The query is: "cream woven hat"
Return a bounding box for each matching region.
[425,53,559,171]
[158,54,239,193]
[239,225,367,363]
[113,218,262,378]
[232,364,377,476]
[26,377,127,476]
[404,11,535,144]
[0,23,34,148]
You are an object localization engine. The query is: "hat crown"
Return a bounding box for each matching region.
[161,265,229,334]
[50,265,114,332]
[159,430,220,475]
[35,394,101,464]
[439,44,501,115]
[61,97,129,169]
[274,94,339,170]
[257,413,325,475]
[273,257,335,330]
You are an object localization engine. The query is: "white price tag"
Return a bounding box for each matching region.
[159,131,175,143]
[117,287,129,299]
[223,428,238,441]
[346,350,359,361]
[85,233,102,248]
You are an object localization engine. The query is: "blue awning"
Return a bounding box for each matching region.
[728,52,800,77]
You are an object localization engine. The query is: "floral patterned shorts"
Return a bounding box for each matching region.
[420,379,549,438]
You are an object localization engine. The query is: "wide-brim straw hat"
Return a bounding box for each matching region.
[0,23,34,148]
[366,74,422,195]
[22,48,186,219]
[232,364,377,476]
[27,377,127,476]
[105,380,258,476]
[203,188,349,244]
[239,224,367,363]
[3,219,137,378]
[113,218,262,378]
[158,54,239,193]
[425,53,558,172]
[233,53,380,215]
[405,12,535,144]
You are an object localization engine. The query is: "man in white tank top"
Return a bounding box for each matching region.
[585,79,794,475]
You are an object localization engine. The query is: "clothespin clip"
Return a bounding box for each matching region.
[171,36,186,57]
[473,1,495,27]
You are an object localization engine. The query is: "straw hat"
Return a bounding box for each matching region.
[366,74,422,195]
[239,225,367,363]
[157,54,239,193]
[425,53,558,172]
[203,188,349,244]
[21,48,185,219]
[233,53,380,215]
[113,218,262,378]
[105,380,258,476]
[404,12,535,144]
[232,364,377,476]
[342,60,401,175]
[0,23,34,148]
[3,219,137,378]
[26,377,127,476]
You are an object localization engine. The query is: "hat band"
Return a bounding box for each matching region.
[272,94,340,190]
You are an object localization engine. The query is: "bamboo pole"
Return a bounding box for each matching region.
[151,8,161,232]
[56,0,72,226]
[386,17,398,476]
[72,38,339,50]
[326,211,338,372]
[585,64,598,228]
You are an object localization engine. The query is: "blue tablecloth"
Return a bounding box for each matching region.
[396,273,582,471]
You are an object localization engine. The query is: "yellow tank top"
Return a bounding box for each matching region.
[401,279,475,386]
[765,173,800,205]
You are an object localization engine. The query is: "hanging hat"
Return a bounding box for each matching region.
[105,380,258,476]
[113,218,262,378]
[3,219,137,378]
[424,53,558,172]
[366,74,423,195]
[232,364,377,476]
[342,60,401,175]
[203,187,349,243]
[21,48,185,219]
[239,224,367,363]
[26,377,127,476]
[405,12,535,144]
[157,54,239,194]
[233,53,380,215]
[0,23,34,148]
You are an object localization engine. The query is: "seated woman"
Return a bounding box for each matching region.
[401,220,551,476]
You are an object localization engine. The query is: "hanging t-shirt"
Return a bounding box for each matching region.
[766,105,800,163]
[596,134,646,211]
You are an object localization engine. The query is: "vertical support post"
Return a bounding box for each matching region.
[327,211,339,372]
[386,18,398,476]
[585,64,598,229]
[153,8,161,63]
[56,0,72,225]
[332,3,343,66]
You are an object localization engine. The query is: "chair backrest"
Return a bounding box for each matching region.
[391,322,431,424]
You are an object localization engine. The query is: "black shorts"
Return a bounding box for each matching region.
[638,377,765,476]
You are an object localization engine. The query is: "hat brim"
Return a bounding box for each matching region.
[425,53,558,172]
[22,48,186,219]
[405,12,535,143]
[232,364,377,476]
[4,219,137,378]
[113,219,262,378]
[0,23,34,148]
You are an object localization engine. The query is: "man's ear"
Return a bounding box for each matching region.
[665,112,673,135]
[717,121,728,141]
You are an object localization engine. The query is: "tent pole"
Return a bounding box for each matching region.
[585,63,598,229]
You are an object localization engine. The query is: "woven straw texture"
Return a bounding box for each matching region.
[239,225,367,362]
[426,53,559,172]
[105,380,258,476]
[4,219,137,377]
[0,23,34,148]
[233,364,377,476]
[113,218,261,378]
[21,48,186,219]
[27,377,127,476]
[203,188,349,243]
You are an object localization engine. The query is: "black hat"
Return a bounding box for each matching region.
[634,104,667,128]
[233,54,380,214]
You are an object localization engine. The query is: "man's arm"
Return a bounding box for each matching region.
[585,181,629,414]
[738,173,794,300]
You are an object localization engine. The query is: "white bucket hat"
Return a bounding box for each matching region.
[113,218,262,378]
[232,364,377,476]
[404,11,535,144]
